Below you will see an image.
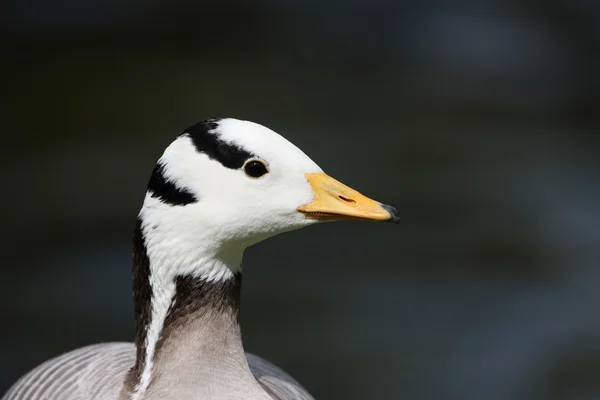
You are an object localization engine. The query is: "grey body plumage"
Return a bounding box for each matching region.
[3,344,313,400]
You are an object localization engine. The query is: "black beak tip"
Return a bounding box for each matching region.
[381,204,401,224]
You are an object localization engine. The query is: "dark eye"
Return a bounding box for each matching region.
[244,160,269,178]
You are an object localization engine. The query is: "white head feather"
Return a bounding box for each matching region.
[139,118,323,281]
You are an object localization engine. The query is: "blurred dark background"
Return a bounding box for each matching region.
[2,1,600,399]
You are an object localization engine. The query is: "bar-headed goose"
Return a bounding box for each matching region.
[3,118,399,400]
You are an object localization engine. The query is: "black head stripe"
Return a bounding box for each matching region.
[147,162,198,206]
[184,119,254,169]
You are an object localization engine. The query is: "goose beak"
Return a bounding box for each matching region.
[297,173,400,223]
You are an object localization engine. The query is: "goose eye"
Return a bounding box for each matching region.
[244,160,269,178]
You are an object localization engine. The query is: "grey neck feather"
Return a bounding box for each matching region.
[136,275,257,399]
[123,220,266,399]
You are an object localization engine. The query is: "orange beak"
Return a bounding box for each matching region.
[297,173,399,223]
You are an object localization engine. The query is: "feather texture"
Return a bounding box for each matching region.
[2,343,314,400]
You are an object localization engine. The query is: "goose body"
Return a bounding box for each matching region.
[4,344,308,400]
[3,118,398,400]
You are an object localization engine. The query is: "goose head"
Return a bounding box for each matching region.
[138,118,398,281]
[128,118,399,397]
